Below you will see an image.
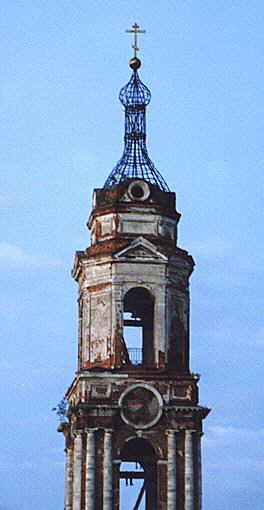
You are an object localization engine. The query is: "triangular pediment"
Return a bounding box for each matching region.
[114,237,168,261]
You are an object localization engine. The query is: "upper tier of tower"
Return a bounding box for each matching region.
[88,178,180,247]
[71,44,195,374]
[89,54,181,248]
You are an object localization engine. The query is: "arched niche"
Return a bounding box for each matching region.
[123,287,154,365]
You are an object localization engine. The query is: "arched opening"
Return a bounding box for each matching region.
[123,287,154,365]
[119,438,157,509]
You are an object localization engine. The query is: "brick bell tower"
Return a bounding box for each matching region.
[60,25,210,510]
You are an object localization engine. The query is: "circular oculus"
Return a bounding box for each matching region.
[128,180,150,201]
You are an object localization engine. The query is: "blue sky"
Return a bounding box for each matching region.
[0,1,263,509]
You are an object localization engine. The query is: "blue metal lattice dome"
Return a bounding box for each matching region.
[103,59,169,192]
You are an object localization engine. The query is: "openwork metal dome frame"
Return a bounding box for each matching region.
[103,64,170,192]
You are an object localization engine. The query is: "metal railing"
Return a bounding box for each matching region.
[128,348,142,365]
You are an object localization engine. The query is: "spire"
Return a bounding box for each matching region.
[103,24,169,192]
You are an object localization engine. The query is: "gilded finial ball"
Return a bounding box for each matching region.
[129,57,141,70]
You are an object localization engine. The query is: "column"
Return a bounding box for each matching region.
[73,433,83,510]
[65,447,74,510]
[103,430,113,510]
[197,433,203,510]
[185,430,194,510]
[85,429,96,510]
[167,430,177,510]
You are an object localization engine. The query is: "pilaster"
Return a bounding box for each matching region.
[103,430,113,510]
[72,433,83,510]
[185,430,194,510]
[85,429,96,510]
[65,446,74,510]
[167,430,178,510]
[197,432,203,510]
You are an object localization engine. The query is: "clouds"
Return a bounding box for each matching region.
[205,424,264,449]
[188,237,229,260]
[205,425,264,477]
[0,242,62,271]
[203,425,264,508]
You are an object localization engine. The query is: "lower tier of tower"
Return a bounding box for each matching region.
[60,371,209,510]
[61,427,206,510]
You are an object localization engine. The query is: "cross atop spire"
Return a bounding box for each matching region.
[125,23,146,57]
[103,30,169,192]
[103,24,169,191]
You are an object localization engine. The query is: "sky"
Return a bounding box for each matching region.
[0,1,263,509]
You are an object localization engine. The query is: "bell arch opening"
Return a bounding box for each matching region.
[123,287,154,365]
[119,438,157,509]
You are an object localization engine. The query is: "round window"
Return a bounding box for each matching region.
[131,184,144,199]
[128,181,150,201]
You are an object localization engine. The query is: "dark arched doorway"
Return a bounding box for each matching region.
[119,438,157,509]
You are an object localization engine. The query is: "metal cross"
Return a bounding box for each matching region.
[125,23,146,57]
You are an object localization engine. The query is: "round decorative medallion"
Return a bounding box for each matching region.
[119,384,163,429]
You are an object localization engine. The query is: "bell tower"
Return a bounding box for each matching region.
[60,26,209,510]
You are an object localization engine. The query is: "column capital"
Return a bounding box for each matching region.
[166,429,180,435]
[73,430,83,439]
[64,445,74,452]
[84,427,98,433]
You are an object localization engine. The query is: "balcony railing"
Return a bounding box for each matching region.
[127,348,142,365]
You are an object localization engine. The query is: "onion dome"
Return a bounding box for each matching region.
[103,57,169,192]
[119,58,151,107]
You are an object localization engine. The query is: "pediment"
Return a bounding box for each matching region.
[114,237,168,261]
